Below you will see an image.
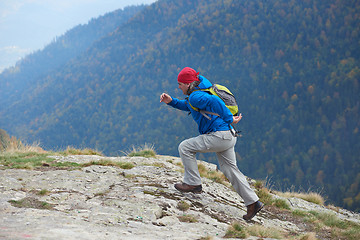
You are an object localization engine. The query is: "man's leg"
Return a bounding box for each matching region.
[178,135,206,186]
[216,147,259,206]
[215,139,263,220]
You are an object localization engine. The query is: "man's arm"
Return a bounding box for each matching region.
[160,93,190,111]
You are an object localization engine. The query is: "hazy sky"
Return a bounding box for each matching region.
[0,0,157,72]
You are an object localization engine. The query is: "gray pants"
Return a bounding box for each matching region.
[178,130,259,206]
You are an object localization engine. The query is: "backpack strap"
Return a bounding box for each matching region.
[187,98,241,137]
[199,110,241,137]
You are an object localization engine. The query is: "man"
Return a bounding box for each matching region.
[160,67,263,221]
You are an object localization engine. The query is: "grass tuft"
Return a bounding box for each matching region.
[59,146,103,156]
[8,197,54,210]
[224,222,247,238]
[256,185,291,210]
[178,214,198,223]
[81,159,134,169]
[126,144,156,158]
[177,200,190,211]
[38,189,50,196]
[274,198,291,210]
[245,224,286,239]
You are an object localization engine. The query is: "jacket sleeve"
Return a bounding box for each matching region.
[167,97,190,112]
[189,92,233,124]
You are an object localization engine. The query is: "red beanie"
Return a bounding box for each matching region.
[177,67,199,84]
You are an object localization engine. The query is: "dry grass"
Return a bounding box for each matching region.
[3,137,46,154]
[299,232,317,240]
[81,160,134,169]
[60,146,103,156]
[178,214,198,223]
[126,144,156,158]
[245,224,286,239]
[277,191,325,205]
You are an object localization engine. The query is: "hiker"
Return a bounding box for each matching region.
[160,67,263,221]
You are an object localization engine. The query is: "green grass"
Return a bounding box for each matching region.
[256,186,290,210]
[38,189,50,196]
[274,198,291,210]
[293,210,360,240]
[0,151,134,170]
[292,209,309,217]
[0,152,57,169]
[8,197,54,210]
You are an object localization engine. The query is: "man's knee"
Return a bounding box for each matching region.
[178,140,188,155]
[179,139,197,158]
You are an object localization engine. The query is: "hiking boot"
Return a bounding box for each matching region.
[174,182,202,193]
[243,201,264,221]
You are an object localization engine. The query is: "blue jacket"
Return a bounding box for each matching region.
[168,75,234,134]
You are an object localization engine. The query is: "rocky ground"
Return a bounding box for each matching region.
[1,155,359,240]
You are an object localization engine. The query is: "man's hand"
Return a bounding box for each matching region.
[160,93,172,104]
[232,113,242,124]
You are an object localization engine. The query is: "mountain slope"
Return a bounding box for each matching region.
[0,0,359,211]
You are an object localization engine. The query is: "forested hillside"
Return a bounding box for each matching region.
[0,0,359,212]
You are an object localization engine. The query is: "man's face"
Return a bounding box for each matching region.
[178,82,190,95]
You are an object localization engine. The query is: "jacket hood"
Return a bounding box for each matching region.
[198,75,212,89]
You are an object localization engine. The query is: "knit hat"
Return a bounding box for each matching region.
[177,67,199,84]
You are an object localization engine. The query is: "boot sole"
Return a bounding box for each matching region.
[174,185,202,194]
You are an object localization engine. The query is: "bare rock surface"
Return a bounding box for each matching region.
[1,155,359,239]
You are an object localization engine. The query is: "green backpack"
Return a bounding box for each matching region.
[188,84,241,136]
